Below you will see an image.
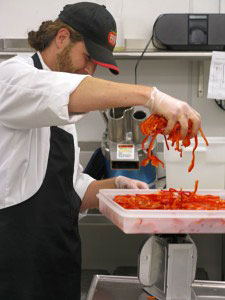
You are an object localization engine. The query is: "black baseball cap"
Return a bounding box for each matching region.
[58,2,119,75]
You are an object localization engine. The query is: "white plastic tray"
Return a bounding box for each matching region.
[97,189,225,234]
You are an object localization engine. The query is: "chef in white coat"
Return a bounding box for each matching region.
[0,2,201,300]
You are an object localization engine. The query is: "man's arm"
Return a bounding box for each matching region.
[68,76,150,112]
[69,77,201,138]
[80,178,116,212]
[80,176,149,212]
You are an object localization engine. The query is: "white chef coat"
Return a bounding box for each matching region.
[0,52,95,209]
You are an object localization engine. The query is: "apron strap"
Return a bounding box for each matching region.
[32,53,43,70]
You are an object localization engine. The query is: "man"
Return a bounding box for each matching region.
[0,2,201,300]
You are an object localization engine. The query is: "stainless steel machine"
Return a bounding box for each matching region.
[100,107,156,186]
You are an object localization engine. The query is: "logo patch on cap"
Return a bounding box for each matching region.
[108,31,117,47]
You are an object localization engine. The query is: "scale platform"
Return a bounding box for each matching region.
[86,275,225,300]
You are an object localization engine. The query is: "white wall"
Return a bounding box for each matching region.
[0,0,191,38]
[1,0,223,38]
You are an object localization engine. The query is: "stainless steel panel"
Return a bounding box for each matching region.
[167,244,194,300]
[86,275,144,300]
[138,236,167,298]
[123,107,134,133]
[193,280,225,299]
[108,108,126,143]
[0,39,32,52]
[86,275,225,300]
[132,110,147,144]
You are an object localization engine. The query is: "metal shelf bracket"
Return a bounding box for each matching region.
[198,61,204,98]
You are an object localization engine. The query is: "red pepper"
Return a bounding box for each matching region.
[114,180,225,210]
[140,115,208,172]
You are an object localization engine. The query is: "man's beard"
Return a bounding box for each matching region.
[56,43,76,73]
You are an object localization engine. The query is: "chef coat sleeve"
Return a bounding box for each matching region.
[74,161,96,201]
[0,56,89,129]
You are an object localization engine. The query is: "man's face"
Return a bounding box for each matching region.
[56,41,97,75]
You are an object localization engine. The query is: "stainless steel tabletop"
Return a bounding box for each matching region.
[86,275,225,300]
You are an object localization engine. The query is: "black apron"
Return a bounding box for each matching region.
[0,53,82,300]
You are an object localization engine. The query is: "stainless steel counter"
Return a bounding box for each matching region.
[86,275,225,300]
[86,275,143,300]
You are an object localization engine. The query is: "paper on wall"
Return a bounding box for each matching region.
[208,51,225,100]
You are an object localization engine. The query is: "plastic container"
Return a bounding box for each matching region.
[164,137,225,189]
[97,189,225,234]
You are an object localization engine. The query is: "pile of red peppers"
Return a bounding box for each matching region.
[140,114,208,172]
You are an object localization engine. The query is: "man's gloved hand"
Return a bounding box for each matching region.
[115,176,149,189]
[145,87,201,139]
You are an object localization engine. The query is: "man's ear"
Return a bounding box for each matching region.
[55,28,70,49]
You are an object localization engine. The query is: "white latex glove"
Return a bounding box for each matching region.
[145,87,201,139]
[115,176,149,189]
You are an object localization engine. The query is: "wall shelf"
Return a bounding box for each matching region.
[113,50,212,60]
[0,38,214,60]
[0,50,213,60]
[0,51,33,59]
